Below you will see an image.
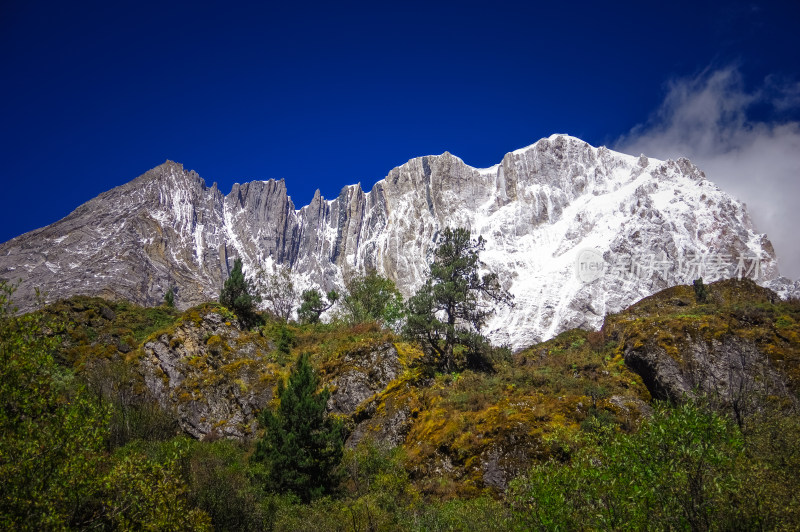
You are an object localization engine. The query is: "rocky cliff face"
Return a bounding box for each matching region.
[0,135,785,348]
[604,279,800,421]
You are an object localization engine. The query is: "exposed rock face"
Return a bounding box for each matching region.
[606,279,799,416]
[480,443,535,491]
[140,306,277,439]
[624,335,787,405]
[347,387,416,449]
[327,343,402,415]
[0,135,783,349]
[36,278,799,496]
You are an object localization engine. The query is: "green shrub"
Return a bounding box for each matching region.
[340,270,405,329]
[509,401,747,530]
[183,440,269,531]
[403,495,515,532]
[0,284,110,529]
[0,282,207,530]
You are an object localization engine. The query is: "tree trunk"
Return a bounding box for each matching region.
[444,302,456,371]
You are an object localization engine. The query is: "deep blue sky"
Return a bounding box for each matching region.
[2,1,799,255]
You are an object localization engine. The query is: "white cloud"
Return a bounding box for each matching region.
[615,67,800,280]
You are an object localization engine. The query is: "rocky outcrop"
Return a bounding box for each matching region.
[624,335,788,405]
[327,343,403,415]
[606,279,800,415]
[38,278,799,498]
[0,135,783,349]
[139,305,278,439]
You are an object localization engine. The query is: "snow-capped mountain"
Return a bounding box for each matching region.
[0,135,787,349]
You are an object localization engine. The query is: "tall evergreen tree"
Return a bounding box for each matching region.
[693,277,709,303]
[252,353,344,502]
[219,258,260,327]
[404,227,512,372]
[163,286,175,308]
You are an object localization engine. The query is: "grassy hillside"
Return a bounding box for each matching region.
[2,279,800,530]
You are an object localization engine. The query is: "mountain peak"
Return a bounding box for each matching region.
[0,135,786,348]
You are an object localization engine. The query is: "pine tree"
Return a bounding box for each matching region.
[252,353,344,502]
[163,287,175,308]
[404,227,512,372]
[693,277,709,303]
[219,258,260,327]
[298,288,338,325]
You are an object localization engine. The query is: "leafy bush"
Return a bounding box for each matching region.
[508,401,758,531]
[183,439,270,531]
[0,282,209,530]
[404,495,515,531]
[340,270,405,329]
[81,358,179,448]
[93,447,211,530]
[0,283,110,529]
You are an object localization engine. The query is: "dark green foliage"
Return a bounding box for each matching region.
[404,227,512,371]
[508,399,800,531]
[164,286,175,307]
[0,282,209,530]
[276,323,296,363]
[81,359,179,448]
[253,353,345,503]
[341,270,405,328]
[298,288,339,325]
[693,277,709,303]
[220,257,261,327]
[182,439,270,531]
[126,304,180,343]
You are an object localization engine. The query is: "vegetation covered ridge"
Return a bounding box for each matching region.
[2,242,800,529]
